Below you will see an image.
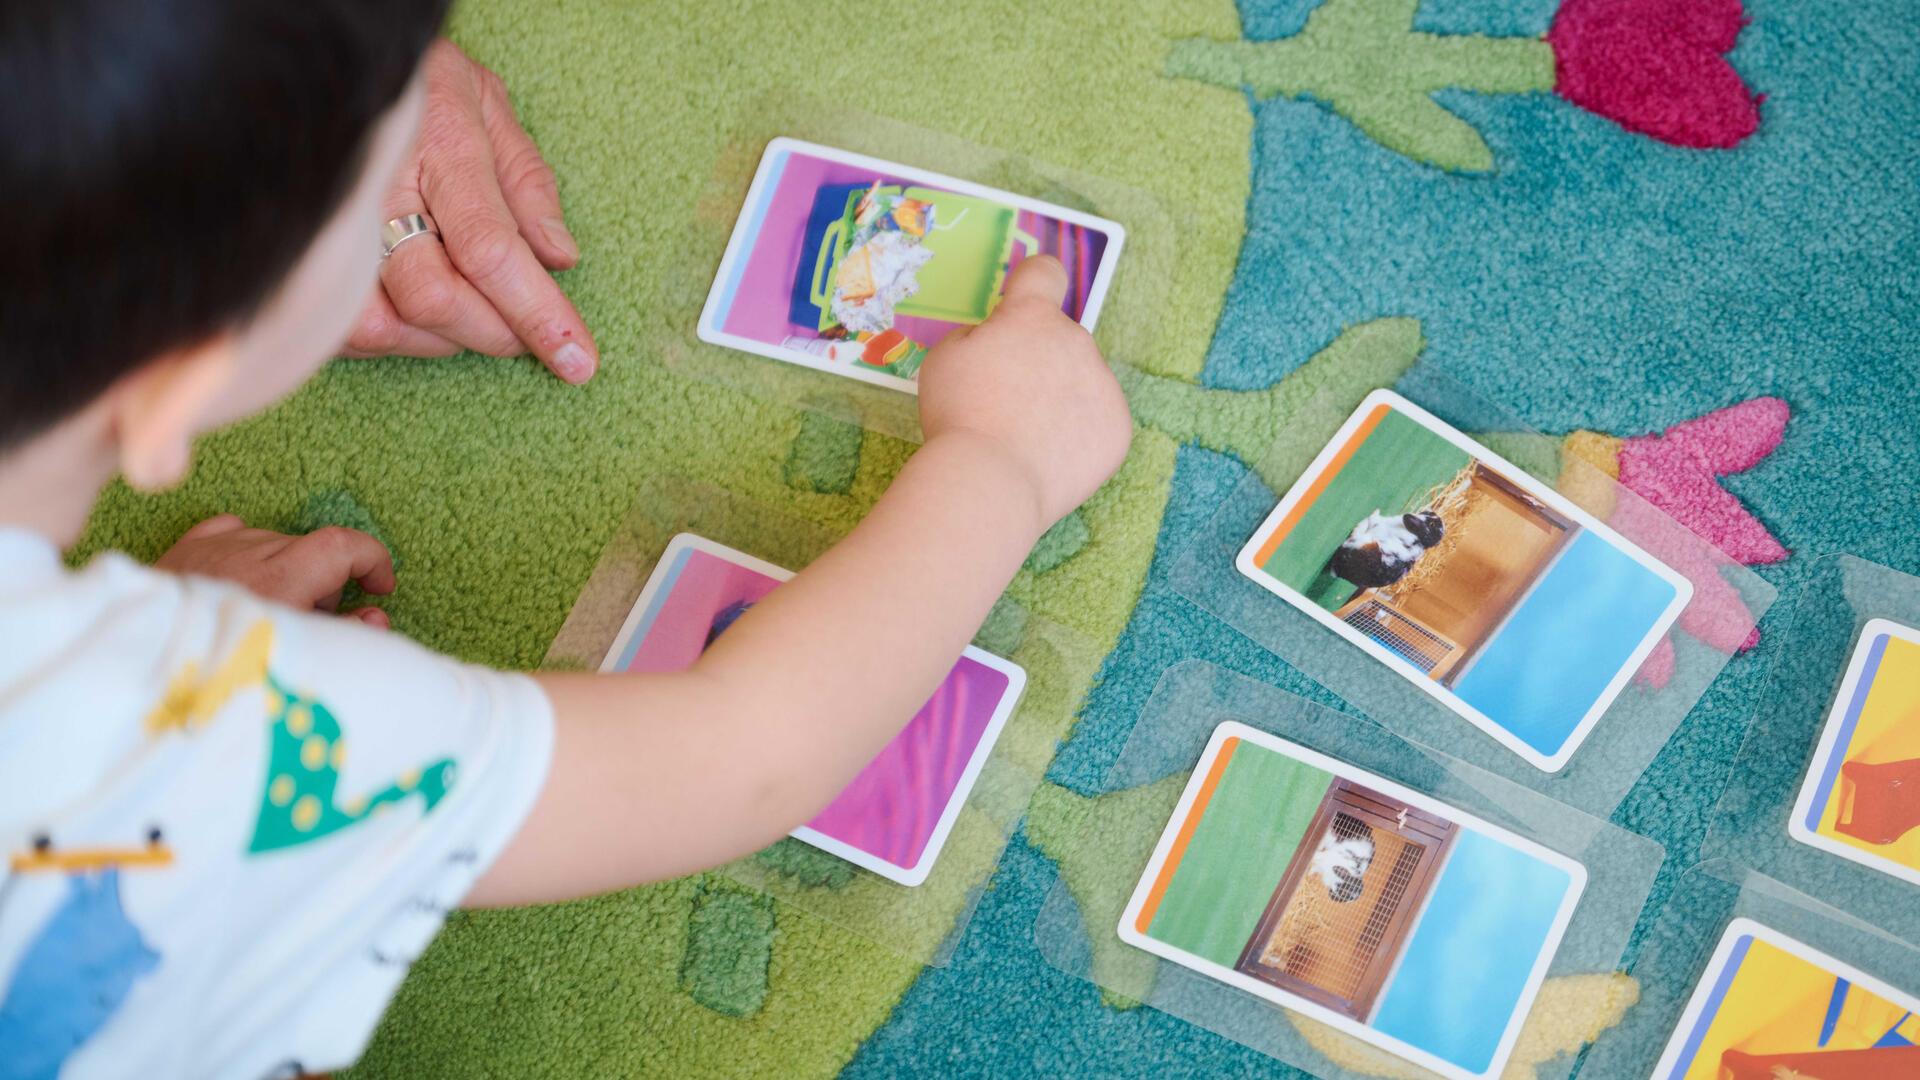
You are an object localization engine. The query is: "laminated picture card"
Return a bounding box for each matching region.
[601,534,1025,886]
[1237,390,1691,772]
[700,138,1124,392]
[1119,722,1586,1080]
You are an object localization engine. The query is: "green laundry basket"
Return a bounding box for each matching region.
[808,185,1038,332]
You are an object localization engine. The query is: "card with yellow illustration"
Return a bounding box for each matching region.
[1790,618,1920,888]
[1652,918,1920,1079]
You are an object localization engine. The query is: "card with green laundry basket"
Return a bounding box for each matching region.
[698,138,1123,392]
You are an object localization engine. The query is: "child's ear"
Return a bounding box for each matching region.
[107,337,238,491]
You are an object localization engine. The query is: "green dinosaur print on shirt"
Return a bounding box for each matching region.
[248,675,455,854]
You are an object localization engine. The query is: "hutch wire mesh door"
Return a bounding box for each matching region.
[1336,598,1460,675]
[1234,779,1456,1020]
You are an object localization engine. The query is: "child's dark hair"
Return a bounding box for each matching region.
[0,0,451,450]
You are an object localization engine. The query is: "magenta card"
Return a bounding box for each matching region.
[602,534,1026,885]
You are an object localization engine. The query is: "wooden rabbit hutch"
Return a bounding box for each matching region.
[1234,780,1456,1020]
[1333,463,1575,685]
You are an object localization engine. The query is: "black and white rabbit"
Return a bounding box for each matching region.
[1326,510,1445,590]
[1308,828,1375,904]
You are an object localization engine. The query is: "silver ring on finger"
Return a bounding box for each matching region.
[380,212,439,260]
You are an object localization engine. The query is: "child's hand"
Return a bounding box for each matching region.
[916,256,1132,531]
[476,258,1131,904]
[155,516,395,628]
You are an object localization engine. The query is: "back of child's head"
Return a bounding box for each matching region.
[0,0,451,451]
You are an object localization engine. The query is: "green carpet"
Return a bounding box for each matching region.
[71,0,1920,1076]
[75,0,1254,1075]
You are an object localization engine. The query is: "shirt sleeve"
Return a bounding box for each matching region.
[205,582,556,1077]
[212,592,556,1077]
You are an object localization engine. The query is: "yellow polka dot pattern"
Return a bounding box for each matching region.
[301,734,328,771]
[292,795,321,832]
[247,675,458,854]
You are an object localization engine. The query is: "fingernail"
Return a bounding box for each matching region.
[552,342,596,384]
[542,217,579,262]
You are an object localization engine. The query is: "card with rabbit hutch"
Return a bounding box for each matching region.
[1235,389,1690,773]
[1032,661,1663,1080]
[1170,368,1775,817]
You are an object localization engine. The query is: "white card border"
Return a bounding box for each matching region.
[1787,617,1920,889]
[1233,388,1694,772]
[696,136,1128,395]
[1116,720,1588,1080]
[1649,917,1920,1079]
[599,532,1027,887]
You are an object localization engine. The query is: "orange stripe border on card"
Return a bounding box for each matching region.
[1133,735,1241,935]
[1251,402,1392,568]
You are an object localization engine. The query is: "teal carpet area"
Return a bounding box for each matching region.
[845,0,1920,1075]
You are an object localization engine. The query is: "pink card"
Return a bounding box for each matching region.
[602,534,1026,885]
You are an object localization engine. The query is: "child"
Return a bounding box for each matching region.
[0,2,1131,1077]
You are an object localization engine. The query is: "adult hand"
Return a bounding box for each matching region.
[344,39,598,384]
[156,516,396,628]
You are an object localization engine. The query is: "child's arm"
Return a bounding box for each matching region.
[464,257,1131,906]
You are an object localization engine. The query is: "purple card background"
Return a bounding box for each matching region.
[618,546,1011,869]
[618,548,781,673]
[717,146,1108,351]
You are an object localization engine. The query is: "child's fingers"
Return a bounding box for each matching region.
[284,527,398,601]
[179,514,247,541]
[998,255,1070,311]
[343,607,391,631]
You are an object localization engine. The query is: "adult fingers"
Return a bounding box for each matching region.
[282,527,398,604]
[377,213,524,357]
[997,255,1069,310]
[473,64,577,270]
[421,120,597,384]
[341,287,462,359]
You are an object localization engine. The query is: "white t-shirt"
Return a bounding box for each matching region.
[0,529,554,1079]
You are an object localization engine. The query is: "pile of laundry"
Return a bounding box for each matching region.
[830,181,935,337]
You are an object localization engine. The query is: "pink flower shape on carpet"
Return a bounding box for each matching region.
[1613,396,1789,686]
[1549,0,1762,148]
[1619,396,1790,566]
